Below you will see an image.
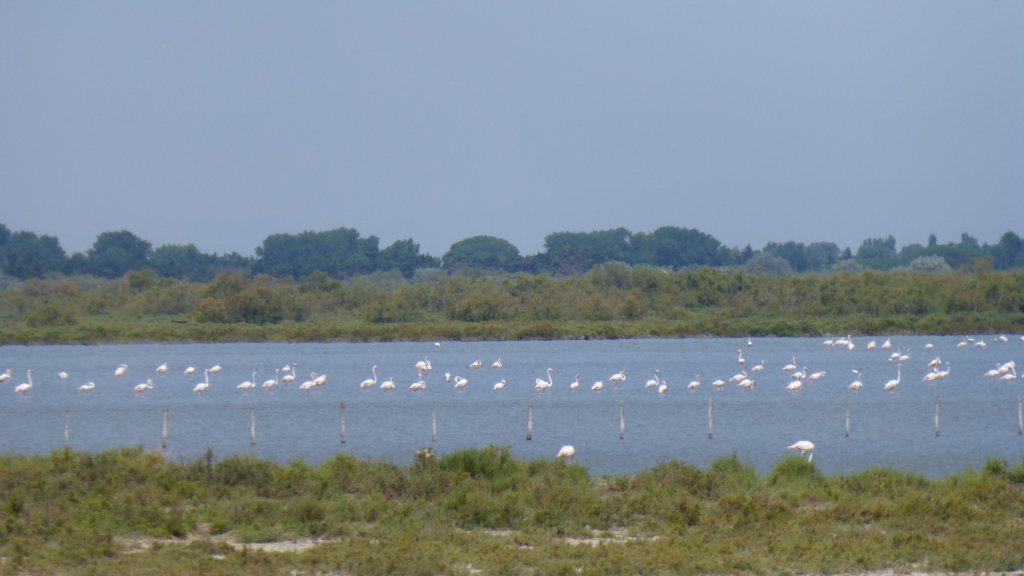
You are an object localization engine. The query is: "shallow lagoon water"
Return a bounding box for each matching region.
[2,335,1022,477]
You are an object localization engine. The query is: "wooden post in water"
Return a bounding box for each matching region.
[707,398,714,440]
[162,406,169,449]
[1017,396,1023,436]
[64,409,71,448]
[339,402,347,444]
[619,401,625,440]
[844,399,851,438]
[249,406,256,446]
[432,403,437,443]
[934,396,941,438]
[527,401,533,441]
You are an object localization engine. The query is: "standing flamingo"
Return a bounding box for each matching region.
[360,365,379,389]
[14,369,33,395]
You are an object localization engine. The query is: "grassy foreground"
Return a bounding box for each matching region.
[2,447,1024,575]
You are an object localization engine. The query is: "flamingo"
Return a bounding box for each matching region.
[736,349,745,364]
[751,360,765,373]
[1000,367,1017,381]
[729,370,747,384]
[738,377,755,390]
[14,369,33,395]
[491,359,502,369]
[184,366,196,375]
[928,356,942,369]
[712,378,726,389]
[534,368,554,391]
[849,369,863,391]
[134,379,154,395]
[299,378,317,393]
[645,369,661,389]
[881,338,892,350]
[454,375,469,389]
[0,369,12,383]
[237,371,257,391]
[556,445,576,463]
[608,370,626,384]
[313,372,327,386]
[808,370,827,382]
[58,371,69,380]
[790,367,807,380]
[262,369,280,390]
[884,366,902,392]
[591,380,604,392]
[788,440,815,462]
[493,378,506,391]
[747,336,753,347]
[786,379,803,392]
[922,368,942,383]
[688,374,701,390]
[569,373,581,391]
[409,373,427,392]
[924,342,935,350]
[984,364,1002,378]
[658,381,669,395]
[155,363,169,374]
[469,359,482,369]
[823,338,835,348]
[193,369,210,395]
[782,357,798,371]
[208,364,222,374]
[114,364,128,377]
[360,365,379,389]
[415,357,431,372]
[380,376,396,391]
[935,362,951,379]
[281,365,297,385]
[866,340,877,350]
[79,381,95,393]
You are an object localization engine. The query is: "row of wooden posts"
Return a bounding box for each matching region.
[59,396,1024,449]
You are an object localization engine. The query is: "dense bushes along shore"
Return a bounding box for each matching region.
[2,264,1023,344]
[1,446,1023,574]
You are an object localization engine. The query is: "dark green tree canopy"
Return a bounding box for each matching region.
[443,235,521,271]
[543,228,633,274]
[256,228,379,278]
[4,231,66,279]
[87,230,153,278]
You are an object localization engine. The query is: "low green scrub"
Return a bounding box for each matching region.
[2,447,1024,574]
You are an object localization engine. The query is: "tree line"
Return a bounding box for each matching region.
[1,221,1023,283]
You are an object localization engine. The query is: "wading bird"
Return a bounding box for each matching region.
[556,445,576,463]
[788,440,815,462]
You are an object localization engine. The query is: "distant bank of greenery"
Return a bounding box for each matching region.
[2,446,1023,574]
[1,259,1022,344]
[2,221,1024,283]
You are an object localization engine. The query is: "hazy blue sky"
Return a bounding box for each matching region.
[3,2,1022,258]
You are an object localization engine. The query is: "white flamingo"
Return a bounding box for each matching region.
[849,369,863,391]
[535,367,554,391]
[556,445,576,463]
[491,359,502,369]
[884,366,902,392]
[0,369,12,383]
[313,372,327,386]
[155,363,169,374]
[193,369,210,395]
[493,378,506,391]
[786,379,803,392]
[79,381,95,393]
[281,365,297,385]
[782,357,798,371]
[14,369,33,395]
[469,359,482,369]
[208,364,222,374]
[380,376,396,391]
[114,364,128,377]
[645,369,661,389]
[360,365,379,389]
[237,371,256,391]
[591,380,604,392]
[712,378,726,389]
[736,349,745,364]
[454,375,469,389]
[688,374,701,390]
[134,379,154,395]
[608,370,626,383]
[751,360,764,373]
[788,440,815,462]
[262,369,280,390]
[184,366,196,375]
[570,373,581,391]
[58,371,69,380]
